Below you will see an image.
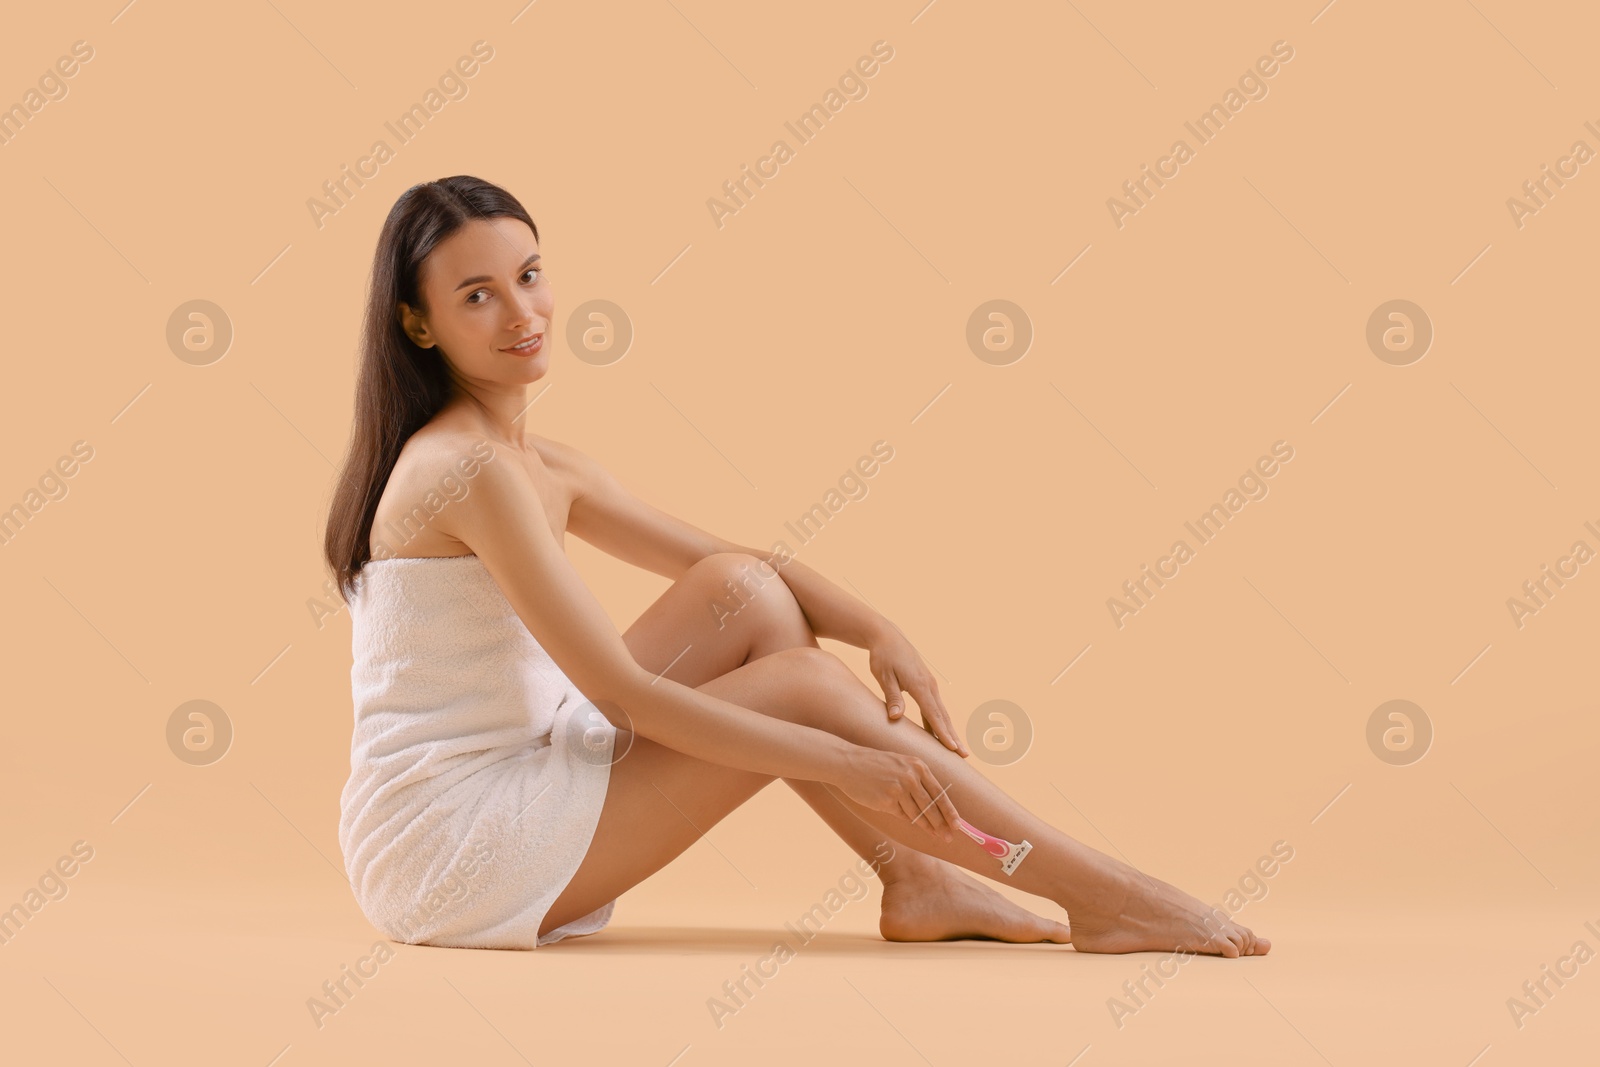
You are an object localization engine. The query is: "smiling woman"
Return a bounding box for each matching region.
[321,174,1269,959]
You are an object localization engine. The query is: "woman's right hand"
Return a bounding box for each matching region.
[828,744,961,843]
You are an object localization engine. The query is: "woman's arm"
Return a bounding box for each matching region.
[430,439,958,837]
[559,441,886,646]
[721,547,890,648]
[557,440,964,753]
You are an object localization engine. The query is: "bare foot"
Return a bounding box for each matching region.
[1067,864,1271,957]
[879,861,1072,944]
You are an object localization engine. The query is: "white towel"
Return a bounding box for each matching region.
[338,553,618,949]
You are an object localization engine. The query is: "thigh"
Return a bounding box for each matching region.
[538,650,824,937]
[537,726,771,937]
[542,557,837,936]
[542,634,905,937]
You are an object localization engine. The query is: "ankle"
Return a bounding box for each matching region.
[1057,855,1137,916]
[875,847,938,888]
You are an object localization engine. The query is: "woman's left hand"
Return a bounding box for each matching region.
[866,622,969,757]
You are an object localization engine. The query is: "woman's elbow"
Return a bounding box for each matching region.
[571,663,658,729]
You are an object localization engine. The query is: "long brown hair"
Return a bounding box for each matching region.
[323,174,539,599]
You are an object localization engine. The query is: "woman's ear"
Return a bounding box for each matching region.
[397,302,434,348]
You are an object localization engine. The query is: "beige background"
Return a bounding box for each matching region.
[1,0,1596,1063]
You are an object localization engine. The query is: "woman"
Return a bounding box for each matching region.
[326,175,1269,956]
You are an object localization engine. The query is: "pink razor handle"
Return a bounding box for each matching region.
[955,818,1034,876]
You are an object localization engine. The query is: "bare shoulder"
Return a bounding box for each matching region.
[371,413,515,559]
[391,417,505,492]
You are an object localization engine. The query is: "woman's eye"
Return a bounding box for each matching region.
[467,268,540,304]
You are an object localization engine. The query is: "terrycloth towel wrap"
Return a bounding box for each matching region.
[338,553,617,949]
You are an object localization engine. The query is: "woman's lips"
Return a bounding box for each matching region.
[504,334,544,354]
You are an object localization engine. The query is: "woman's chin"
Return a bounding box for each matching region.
[507,358,549,383]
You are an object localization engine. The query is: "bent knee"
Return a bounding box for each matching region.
[692,551,797,620]
[693,550,784,591]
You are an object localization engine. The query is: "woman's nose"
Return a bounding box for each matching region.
[509,288,549,328]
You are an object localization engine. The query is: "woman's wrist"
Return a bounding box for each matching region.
[858,613,895,646]
[811,731,862,785]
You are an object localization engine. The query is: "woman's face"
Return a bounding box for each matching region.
[399,216,552,386]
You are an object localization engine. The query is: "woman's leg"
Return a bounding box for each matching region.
[544,554,1266,955]
[751,647,1269,956]
[541,644,1266,956]
[612,552,1067,944]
